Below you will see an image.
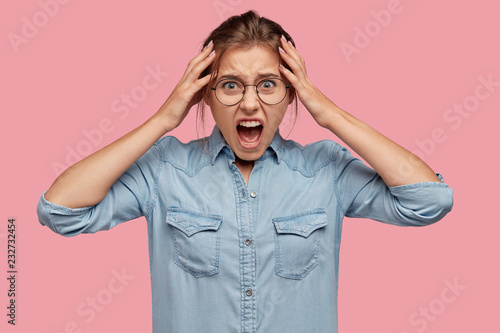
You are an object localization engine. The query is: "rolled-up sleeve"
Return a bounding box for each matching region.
[37,142,163,236]
[334,145,453,226]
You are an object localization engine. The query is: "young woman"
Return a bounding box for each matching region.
[37,10,453,333]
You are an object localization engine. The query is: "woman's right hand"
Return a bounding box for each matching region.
[44,42,216,208]
[154,41,216,132]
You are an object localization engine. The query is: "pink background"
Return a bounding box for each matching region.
[1,0,499,332]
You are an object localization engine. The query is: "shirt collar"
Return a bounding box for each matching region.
[207,125,284,165]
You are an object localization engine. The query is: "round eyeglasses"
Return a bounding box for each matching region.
[211,78,291,106]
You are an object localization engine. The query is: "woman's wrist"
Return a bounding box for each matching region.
[319,102,348,133]
[146,111,178,138]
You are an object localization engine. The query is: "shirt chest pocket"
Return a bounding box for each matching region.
[166,208,223,278]
[272,209,328,280]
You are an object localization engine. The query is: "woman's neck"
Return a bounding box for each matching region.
[234,157,254,186]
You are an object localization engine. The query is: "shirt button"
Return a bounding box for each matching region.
[250,192,257,198]
[246,289,253,297]
[245,239,252,246]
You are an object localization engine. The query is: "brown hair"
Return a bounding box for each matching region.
[196,10,298,134]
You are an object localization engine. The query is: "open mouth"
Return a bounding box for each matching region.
[236,120,264,150]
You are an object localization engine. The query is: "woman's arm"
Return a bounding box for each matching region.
[45,43,216,208]
[278,36,440,187]
[318,105,440,187]
[45,118,166,208]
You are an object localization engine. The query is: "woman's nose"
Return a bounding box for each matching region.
[239,86,260,112]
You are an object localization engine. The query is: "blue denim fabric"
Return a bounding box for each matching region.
[37,126,453,333]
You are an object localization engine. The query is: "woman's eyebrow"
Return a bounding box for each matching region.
[256,72,280,79]
[218,72,280,81]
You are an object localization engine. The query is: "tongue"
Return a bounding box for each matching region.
[238,126,262,143]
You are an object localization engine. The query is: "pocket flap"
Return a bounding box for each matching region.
[166,208,222,237]
[272,210,328,238]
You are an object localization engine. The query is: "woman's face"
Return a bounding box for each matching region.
[208,45,291,162]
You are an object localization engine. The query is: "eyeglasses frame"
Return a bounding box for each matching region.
[210,77,291,106]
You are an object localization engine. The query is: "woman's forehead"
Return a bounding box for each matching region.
[217,46,280,79]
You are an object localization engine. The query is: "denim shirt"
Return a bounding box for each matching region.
[37,126,453,333]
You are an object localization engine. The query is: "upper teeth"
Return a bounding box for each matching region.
[239,120,261,127]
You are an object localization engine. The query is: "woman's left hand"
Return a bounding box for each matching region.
[278,35,442,186]
[278,35,337,129]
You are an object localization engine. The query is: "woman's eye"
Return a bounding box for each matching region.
[261,80,276,89]
[222,81,239,89]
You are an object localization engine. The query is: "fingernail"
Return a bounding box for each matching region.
[279,47,285,54]
[203,40,213,51]
[209,50,215,57]
[288,40,294,47]
[281,35,287,42]
[279,64,285,70]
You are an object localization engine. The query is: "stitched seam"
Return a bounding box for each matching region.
[145,144,165,219]
[333,145,349,216]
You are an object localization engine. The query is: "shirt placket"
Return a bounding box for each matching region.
[231,163,257,333]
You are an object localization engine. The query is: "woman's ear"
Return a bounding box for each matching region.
[203,88,211,106]
[203,71,217,106]
[288,87,296,105]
